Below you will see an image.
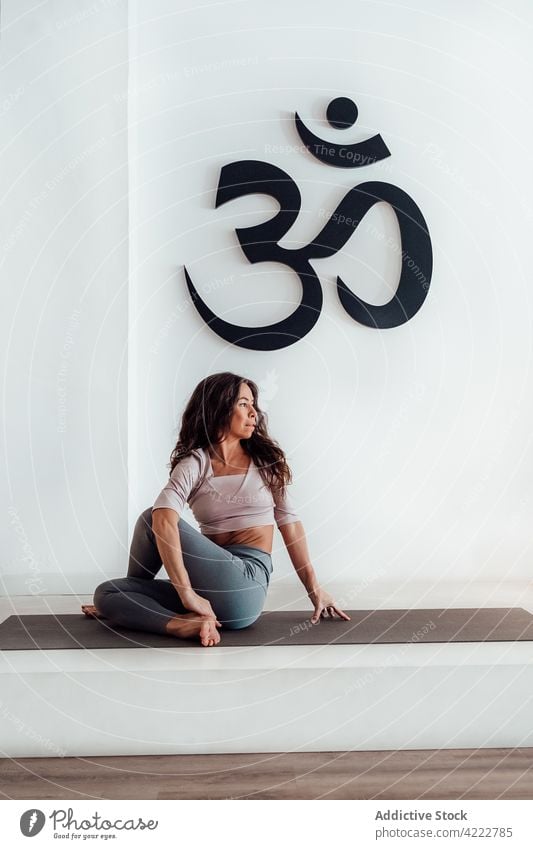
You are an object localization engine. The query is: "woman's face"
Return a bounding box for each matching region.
[227,382,257,440]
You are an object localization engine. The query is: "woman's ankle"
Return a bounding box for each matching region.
[165,612,198,633]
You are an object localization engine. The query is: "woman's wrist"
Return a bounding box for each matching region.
[174,584,195,603]
[298,566,320,595]
[294,563,319,590]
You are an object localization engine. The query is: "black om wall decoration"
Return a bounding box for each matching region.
[184,96,433,351]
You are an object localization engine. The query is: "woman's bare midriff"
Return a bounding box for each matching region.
[204,449,274,554]
[203,524,274,555]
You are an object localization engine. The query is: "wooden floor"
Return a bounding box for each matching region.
[1,748,533,799]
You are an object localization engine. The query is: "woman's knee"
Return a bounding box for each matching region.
[140,506,187,531]
[93,578,127,612]
[94,579,114,597]
[135,507,155,537]
[139,506,191,540]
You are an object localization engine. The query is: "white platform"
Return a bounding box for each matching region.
[1,581,533,757]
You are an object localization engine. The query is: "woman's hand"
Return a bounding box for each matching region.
[180,589,222,625]
[308,587,351,624]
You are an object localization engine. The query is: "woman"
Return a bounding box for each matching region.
[83,372,350,647]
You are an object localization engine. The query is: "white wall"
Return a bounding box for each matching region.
[2,0,532,598]
[0,0,129,594]
[131,0,533,584]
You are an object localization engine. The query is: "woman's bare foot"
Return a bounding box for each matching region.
[81,604,103,619]
[165,612,221,647]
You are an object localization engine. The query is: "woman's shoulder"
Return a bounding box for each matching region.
[169,447,208,479]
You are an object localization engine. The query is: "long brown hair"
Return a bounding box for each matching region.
[168,372,293,493]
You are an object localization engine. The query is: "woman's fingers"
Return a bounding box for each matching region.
[312,605,350,621]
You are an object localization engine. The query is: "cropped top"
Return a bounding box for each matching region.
[152,447,300,534]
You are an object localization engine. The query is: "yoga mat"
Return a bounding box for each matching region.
[1,608,533,650]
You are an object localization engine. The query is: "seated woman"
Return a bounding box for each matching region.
[83,371,349,647]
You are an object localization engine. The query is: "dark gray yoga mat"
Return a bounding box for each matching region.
[1,608,533,649]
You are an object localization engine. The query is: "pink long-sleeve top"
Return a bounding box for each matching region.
[152,447,300,535]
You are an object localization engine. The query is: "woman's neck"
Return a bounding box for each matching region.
[209,438,247,467]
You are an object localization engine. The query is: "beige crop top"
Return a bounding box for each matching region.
[152,447,300,534]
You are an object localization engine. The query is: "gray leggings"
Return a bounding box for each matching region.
[93,508,273,633]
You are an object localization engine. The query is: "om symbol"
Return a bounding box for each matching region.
[184,96,433,351]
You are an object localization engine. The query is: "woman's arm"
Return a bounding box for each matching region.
[151,508,193,596]
[278,519,351,622]
[277,520,320,593]
[151,508,220,621]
